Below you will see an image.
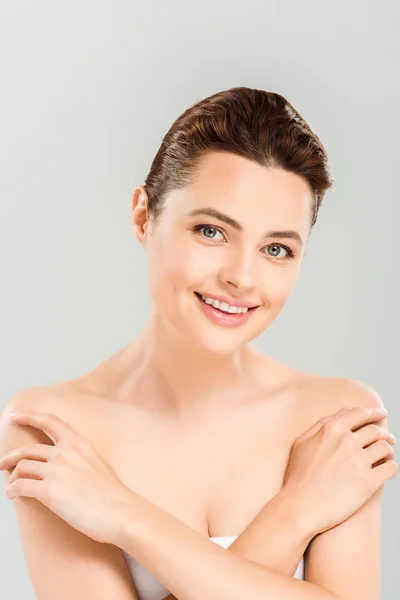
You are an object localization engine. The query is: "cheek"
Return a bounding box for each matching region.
[267,269,300,307]
[146,236,201,300]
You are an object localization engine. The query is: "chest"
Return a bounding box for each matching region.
[95,396,303,538]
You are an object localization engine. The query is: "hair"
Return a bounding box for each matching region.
[143,86,334,230]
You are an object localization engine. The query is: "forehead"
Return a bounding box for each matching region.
[173,151,312,227]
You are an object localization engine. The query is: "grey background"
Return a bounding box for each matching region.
[0,0,399,597]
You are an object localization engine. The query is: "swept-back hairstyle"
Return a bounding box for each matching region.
[143,86,333,230]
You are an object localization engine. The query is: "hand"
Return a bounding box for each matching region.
[282,406,398,537]
[0,411,135,544]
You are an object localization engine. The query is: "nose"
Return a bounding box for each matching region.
[218,250,257,292]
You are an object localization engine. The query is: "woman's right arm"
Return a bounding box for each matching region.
[161,490,313,600]
[0,390,140,600]
[224,486,313,573]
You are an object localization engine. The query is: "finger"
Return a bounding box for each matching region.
[6,477,43,501]
[9,412,77,444]
[372,460,398,487]
[7,459,47,484]
[297,408,349,441]
[364,439,394,466]
[335,406,388,433]
[0,444,52,471]
[299,417,331,441]
[354,424,396,449]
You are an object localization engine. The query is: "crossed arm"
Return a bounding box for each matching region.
[160,489,314,600]
[115,477,383,600]
[0,382,385,600]
[130,381,386,600]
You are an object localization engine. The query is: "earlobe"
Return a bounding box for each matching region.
[132,189,150,249]
[133,223,147,248]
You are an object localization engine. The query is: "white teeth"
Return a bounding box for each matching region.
[200,294,248,314]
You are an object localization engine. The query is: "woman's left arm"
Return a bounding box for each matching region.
[303,485,383,600]
[161,487,384,600]
[116,380,391,600]
[300,382,392,600]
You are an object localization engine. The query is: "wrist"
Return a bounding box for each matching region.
[275,486,318,544]
[108,488,147,547]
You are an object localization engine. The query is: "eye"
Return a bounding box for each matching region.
[192,225,296,260]
[264,243,295,260]
[192,225,226,241]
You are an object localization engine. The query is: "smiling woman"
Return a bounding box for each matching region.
[1,86,397,600]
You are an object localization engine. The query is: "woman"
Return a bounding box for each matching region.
[0,86,397,600]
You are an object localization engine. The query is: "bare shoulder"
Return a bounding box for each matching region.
[251,348,386,419]
[0,380,98,457]
[0,389,140,600]
[306,374,385,412]
[0,385,60,454]
[293,372,389,436]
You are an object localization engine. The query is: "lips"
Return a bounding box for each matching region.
[193,291,259,328]
[194,292,258,310]
[194,292,258,312]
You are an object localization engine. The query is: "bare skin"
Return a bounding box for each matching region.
[0,353,391,600]
[34,351,354,540]
[69,153,321,537]
[0,152,393,599]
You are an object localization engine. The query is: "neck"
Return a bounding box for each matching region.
[104,310,264,417]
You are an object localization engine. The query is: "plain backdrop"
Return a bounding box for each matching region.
[0,0,399,598]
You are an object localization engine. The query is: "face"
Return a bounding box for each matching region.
[132,151,312,354]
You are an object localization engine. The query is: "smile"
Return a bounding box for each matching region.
[194,292,259,328]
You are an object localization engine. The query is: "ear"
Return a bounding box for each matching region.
[131,186,150,249]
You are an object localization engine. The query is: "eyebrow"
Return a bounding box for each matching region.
[187,208,304,247]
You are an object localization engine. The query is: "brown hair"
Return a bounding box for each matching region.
[143,86,334,230]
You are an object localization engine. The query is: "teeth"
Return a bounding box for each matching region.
[200,294,248,314]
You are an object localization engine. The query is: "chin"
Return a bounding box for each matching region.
[184,323,256,356]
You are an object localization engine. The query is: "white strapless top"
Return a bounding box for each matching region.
[121,535,305,600]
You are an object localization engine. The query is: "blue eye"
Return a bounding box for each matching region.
[193,225,224,240]
[192,224,296,260]
[265,244,294,259]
